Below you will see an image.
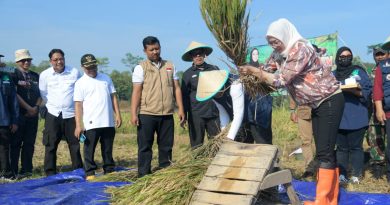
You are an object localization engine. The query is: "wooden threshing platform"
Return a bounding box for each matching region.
[190,140,300,205]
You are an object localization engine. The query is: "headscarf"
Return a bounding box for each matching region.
[266,18,309,58]
[249,48,260,67]
[334,46,355,81]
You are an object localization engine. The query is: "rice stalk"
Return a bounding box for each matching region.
[108,126,230,205]
[200,0,273,98]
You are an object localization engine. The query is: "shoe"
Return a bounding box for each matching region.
[339,174,348,184]
[304,168,337,205]
[86,175,95,181]
[17,172,32,179]
[349,176,360,184]
[329,168,339,205]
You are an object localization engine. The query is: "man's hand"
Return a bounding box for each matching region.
[178,111,186,128]
[26,106,38,117]
[115,115,122,128]
[290,111,298,123]
[131,114,139,126]
[376,109,387,125]
[74,126,83,139]
[10,124,18,133]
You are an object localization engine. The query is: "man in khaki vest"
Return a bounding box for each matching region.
[131,36,185,177]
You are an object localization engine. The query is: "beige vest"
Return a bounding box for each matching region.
[139,60,175,115]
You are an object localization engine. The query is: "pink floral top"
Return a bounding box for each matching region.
[266,41,340,108]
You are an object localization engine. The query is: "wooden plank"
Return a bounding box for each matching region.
[191,190,254,205]
[219,141,278,157]
[211,154,274,169]
[205,164,267,182]
[190,201,213,205]
[197,176,260,195]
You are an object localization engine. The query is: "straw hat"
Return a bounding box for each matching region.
[15,49,33,62]
[182,41,213,62]
[382,36,390,51]
[196,70,229,101]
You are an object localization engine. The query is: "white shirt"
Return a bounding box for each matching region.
[132,62,179,83]
[213,81,244,140]
[74,73,116,130]
[39,66,81,119]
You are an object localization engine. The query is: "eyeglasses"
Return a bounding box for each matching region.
[51,58,64,62]
[19,59,32,63]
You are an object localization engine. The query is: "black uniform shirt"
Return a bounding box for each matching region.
[11,69,40,115]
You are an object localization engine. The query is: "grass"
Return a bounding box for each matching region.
[4,101,390,195]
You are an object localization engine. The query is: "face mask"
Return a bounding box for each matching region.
[338,55,352,67]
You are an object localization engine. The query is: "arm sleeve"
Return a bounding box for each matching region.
[357,69,372,104]
[132,65,144,83]
[39,72,48,102]
[108,76,116,94]
[180,72,190,113]
[173,65,179,80]
[226,82,244,140]
[373,65,383,101]
[73,81,84,102]
[10,82,19,124]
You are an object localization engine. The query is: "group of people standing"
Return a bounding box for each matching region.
[1,17,389,205]
[0,49,121,181]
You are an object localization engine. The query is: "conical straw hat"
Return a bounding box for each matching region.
[196,70,229,101]
[382,36,390,51]
[182,41,213,62]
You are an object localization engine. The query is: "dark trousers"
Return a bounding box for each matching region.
[237,123,273,144]
[84,127,115,176]
[385,120,390,177]
[188,112,220,148]
[0,127,12,178]
[336,127,367,177]
[137,114,174,177]
[10,116,38,175]
[43,113,83,176]
[312,93,344,169]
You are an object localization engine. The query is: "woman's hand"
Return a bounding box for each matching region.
[238,65,257,75]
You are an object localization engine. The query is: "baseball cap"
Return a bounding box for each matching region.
[81,54,98,68]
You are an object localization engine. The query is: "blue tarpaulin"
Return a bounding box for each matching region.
[0,169,389,205]
[0,169,129,205]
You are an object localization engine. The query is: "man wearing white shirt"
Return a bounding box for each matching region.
[39,49,83,176]
[74,54,122,180]
[131,36,185,177]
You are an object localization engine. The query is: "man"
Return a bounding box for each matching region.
[9,49,41,178]
[131,36,185,177]
[373,37,390,183]
[0,54,19,179]
[366,46,388,179]
[74,54,122,180]
[39,49,83,176]
[181,41,221,148]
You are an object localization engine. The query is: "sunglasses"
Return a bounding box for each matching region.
[19,59,32,63]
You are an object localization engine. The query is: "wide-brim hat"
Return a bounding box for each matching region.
[15,49,33,62]
[182,41,213,62]
[196,70,229,101]
[0,54,4,57]
[382,36,390,51]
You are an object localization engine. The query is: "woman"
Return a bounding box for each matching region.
[239,18,344,205]
[334,47,372,184]
[249,48,260,67]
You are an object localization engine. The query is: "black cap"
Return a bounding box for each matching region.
[81,54,97,68]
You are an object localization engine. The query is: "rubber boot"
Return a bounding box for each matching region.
[304,168,336,205]
[328,167,339,205]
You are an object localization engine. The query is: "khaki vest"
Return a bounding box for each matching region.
[139,60,175,115]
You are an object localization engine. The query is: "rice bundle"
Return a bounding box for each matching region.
[200,0,273,98]
[106,127,229,205]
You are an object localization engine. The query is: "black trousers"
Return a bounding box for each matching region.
[43,113,83,176]
[10,115,38,175]
[0,127,12,178]
[84,127,115,176]
[188,112,220,148]
[236,123,273,145]
[312,93,344,169]
[137,114,174,177]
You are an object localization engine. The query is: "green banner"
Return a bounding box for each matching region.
[246,32,338,67]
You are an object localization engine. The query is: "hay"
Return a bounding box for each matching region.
[200,0,273,98]
[107,127,229,205]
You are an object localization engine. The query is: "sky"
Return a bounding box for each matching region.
[0,0,389,72]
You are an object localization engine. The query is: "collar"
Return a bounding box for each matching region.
[191,62,208,71]
[51,66,70,75]
[147,58,163,69]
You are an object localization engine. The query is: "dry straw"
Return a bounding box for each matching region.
[104,127,229,205]
[200,0,273,98]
